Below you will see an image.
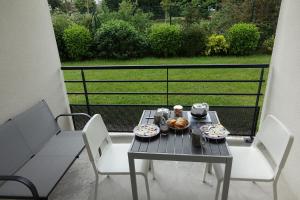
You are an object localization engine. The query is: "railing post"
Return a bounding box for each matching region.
[81,69,91,115]
[166,65,169,107]
[251,67,265,139]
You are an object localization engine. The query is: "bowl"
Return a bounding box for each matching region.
[167,117,190,130]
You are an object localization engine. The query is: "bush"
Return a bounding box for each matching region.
[116,0,152,32]
[148,23,182,57]
[97,0,152,33]
[94,20,147,59]
[52,12,73,60]
[226,23,260,55]
[63,25,92,60]
[206,34,229,56]
[262,35,275,54]
[181,24,207,56]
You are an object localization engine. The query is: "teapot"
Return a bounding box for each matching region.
[191,103,209,117]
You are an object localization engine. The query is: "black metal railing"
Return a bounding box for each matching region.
[61,64,269,137]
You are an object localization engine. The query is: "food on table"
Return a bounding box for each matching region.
[200,124,230,139]
[167,119,176,127]
[133,124,160,137]
[167,117,189,129]
[173,105,183,117]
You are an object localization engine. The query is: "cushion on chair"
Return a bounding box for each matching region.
[37,131,84,157]
[13,100,60,153]
[97,143,149,174]
[0,155,74,197]
[0,120,33,176]
[213,146,275,181]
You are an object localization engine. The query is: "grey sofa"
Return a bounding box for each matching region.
[0,100,90,200]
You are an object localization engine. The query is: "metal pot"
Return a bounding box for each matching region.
[191,103,209,116]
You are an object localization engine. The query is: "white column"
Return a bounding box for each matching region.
[0,0,72,129]
[261,0,300,199]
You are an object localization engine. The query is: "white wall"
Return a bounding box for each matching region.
[261,0,300,199]
[0,0,72,129]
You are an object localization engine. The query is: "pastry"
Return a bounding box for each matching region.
[167,117,189,129]
[167,119,176,127]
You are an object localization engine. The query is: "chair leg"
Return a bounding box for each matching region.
[215,180,222,200]
[203,163,209,183]
[150,160,155,180]
[94,174,99,200]
[208,163,213,174]
[142,174,151,200]
[273,181,278,200]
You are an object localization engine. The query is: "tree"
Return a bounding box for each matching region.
[74,0,97,13]
[182,0,219,25]
[48,0,62,10]
[252,0,281,41]
[137,0,164,19]
[209,0,281,41]
[103,0,121,11]
[161,0,171,22]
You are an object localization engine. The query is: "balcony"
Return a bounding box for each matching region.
[0,0,299,200]
[43,64,276,200]
[62,64,268,139]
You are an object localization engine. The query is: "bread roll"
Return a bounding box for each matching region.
[167,117,189,129]
[167,119,176,127]
[175,117,188,128]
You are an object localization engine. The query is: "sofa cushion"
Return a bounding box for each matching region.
[13,100,60,153]
[37,131,84,157]
[0,120,33,176]
[0,155,74,197]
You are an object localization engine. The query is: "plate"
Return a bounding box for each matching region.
[167,118,191,130]
[200,124,230,140]
[133,124,160,138]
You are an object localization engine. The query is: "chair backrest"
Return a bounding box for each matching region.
[12,100,61,153]
[0,120,33,176]
[82,114,111,172]
[254,114,294,177]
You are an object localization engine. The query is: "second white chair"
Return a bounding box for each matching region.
[203,114,294,200]
[82,114,152,200]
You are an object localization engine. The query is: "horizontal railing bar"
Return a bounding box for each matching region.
[64,79,265,83]
[67,92,263,96]
[61,64,269,70]
[70,104,257,108]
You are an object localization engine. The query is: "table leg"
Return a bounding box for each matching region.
[128,153,138,200]
[221,157,232,200]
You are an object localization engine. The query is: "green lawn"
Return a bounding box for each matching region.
[62,55,271,106]
[63,55,270,66]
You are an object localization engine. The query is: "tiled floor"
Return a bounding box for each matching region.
[49,148,273,200]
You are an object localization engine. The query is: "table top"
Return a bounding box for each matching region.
[129,110,231,159]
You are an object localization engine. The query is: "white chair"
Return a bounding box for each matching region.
[82,114,152,200]
[203,114,294,200]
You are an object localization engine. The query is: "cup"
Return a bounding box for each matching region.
[191,129,206,147]
[154,112,163,125]
[160,124,169,135]
[173,105,183,117]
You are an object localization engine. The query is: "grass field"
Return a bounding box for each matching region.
[62,55,271,106]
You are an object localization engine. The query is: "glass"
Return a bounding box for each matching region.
[191,129,206,147]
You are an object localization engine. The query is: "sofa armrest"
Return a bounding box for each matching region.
[55,113,91,122]
[0,175,39,200]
